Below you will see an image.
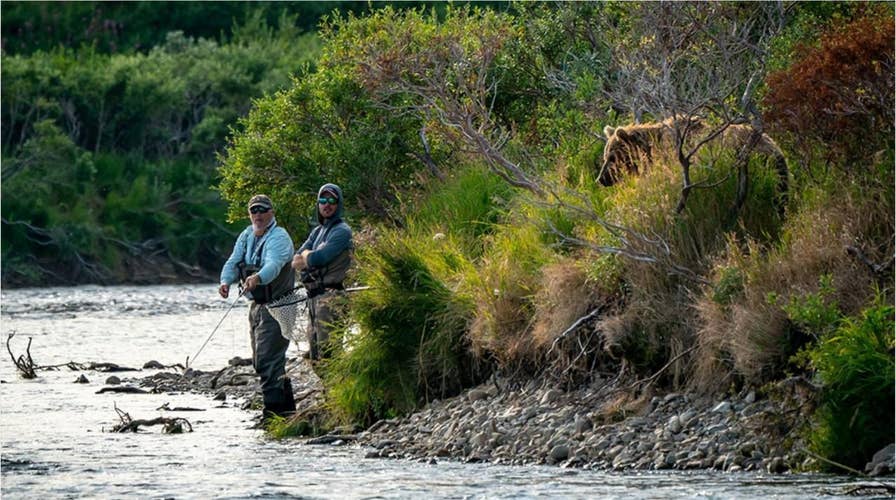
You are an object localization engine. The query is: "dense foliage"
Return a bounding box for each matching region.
[1,12,321,285]
[787,283,895,470]
[764,5,895,168]
[2,1,374,55]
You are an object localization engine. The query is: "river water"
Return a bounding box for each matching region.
[0,285,882,499]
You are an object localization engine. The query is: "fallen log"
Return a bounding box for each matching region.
[38,361,139,372]
[96,386,150,394]
[306,434,359,445]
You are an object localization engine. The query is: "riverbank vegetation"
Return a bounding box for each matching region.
[4,1,892,473]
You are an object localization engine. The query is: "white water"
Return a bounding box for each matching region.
[0,285,879,499]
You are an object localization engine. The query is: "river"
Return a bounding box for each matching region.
[0,285,881,499]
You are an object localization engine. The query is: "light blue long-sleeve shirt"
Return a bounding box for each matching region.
[220,219,294,290]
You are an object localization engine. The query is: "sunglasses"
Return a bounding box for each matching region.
[249,205,271,214]
[318,197,338,205]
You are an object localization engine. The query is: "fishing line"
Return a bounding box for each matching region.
[186,289,247,370]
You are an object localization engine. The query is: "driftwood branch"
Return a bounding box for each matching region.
[549,307,604,355]
[38,361,139,372]
[111,404,193,433]
[157,402,205,412]
[627,345,698,392]
[97,386,150,394]
[6,332,37,379]
[801,448,867,477]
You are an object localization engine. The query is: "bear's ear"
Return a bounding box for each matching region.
[603,125,616,138]
[615,127,631,141]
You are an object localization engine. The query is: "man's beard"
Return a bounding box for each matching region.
[252,220,269,235]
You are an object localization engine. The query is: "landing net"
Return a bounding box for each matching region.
[265,288,308,345]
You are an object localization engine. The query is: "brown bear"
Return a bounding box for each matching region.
[599,118,788,211]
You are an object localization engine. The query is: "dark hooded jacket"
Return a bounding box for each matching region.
[296,183,353,291]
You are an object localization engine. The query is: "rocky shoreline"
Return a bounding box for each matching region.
[129,358,894,481]
[357,376,814,472]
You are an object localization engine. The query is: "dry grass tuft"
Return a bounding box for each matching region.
[692,186,890,390]
[531,259,599,348]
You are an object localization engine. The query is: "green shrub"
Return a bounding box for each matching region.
[805,300,895,470]
[711,265,745,306]
[324,233,476,426]
[782,274,841,339]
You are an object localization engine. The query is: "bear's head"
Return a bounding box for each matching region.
[599,125,652,186]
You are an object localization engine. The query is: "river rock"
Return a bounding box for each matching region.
[679,409,698,427]
[865,443,895,476]
[549,444,570,462]
[467,388,490,402]
[74,374,89,383]
[105,375,121,385]
[143,360,165,369]
[339,371,814,476]
[540,389,562,405]
[666,415,682,434]
[712,401,732,413]
[228,356,252,367]
[767,456,786,473]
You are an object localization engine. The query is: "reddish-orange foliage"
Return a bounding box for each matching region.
[763,8,894,167]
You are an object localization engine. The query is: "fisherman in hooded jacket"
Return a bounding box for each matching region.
[292,183,353,360]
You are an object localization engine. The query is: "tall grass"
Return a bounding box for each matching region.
[324,234,477,425]
[323,166,505,425]
[407,165,513,257]
[466,212,556,368]
[693,157,893,391]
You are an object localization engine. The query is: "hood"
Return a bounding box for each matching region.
[317,183,344,224]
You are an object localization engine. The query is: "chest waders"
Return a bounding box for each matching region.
[238,231,297,423]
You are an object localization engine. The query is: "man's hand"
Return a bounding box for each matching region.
[218,283,230,299]
[291,253,305,271]
[244,274,261,291]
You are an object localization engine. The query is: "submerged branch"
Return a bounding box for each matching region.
[6,332,37,379]
[111,404,193,433]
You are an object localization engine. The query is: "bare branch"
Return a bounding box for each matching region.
[6,332,37,379]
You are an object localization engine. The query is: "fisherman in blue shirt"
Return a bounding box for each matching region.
[292,184,353,360]
[219,194,296,423]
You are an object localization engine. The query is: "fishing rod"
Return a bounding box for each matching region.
[186,288,247,370]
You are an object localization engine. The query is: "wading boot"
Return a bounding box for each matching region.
[281,378,296,416]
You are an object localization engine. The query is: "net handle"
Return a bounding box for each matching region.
[266,285,371,309]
